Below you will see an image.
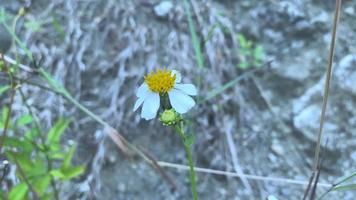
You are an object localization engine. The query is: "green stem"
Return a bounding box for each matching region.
[175,124,198,200]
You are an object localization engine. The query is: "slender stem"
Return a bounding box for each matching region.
[175,124,198,200]
[0,54,16,152]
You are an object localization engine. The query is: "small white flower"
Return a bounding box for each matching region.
[133,69,197,120]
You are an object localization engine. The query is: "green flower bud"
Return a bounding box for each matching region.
[159,109,180,126]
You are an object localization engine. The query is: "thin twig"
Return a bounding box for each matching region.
[157,161,332,188]
[224,118,253,194]
[0,53,33,73]
[0,54,17,152]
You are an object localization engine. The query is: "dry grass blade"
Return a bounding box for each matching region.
[305,0,342,198]
[105,126,129,155]
[312,0,342,172]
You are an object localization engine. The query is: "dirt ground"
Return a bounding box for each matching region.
[1,0,356,199]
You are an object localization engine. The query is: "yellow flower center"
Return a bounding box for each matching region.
[144,69,176,93]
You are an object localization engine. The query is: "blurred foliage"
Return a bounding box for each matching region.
[236,33,264,70]
[0,109,85,200]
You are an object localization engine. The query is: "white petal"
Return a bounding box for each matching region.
[171,70,181,83]
[133,97,144,112]
[141,92,160,120]
[168,89,195,114]
[174,83,197,96]
[136,83,149,98]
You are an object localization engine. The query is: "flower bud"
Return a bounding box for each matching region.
[159,109,180,126]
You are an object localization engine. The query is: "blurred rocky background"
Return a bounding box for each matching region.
[1,0,355,199]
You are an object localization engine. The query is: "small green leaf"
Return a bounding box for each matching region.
[16,155,33,175]
[17,114,33,126]
[237,34,247,47]
[24,20,42,32]
[50,169,65,179]
[9,183,28,200]
[1,106,9,121]
[0,85,10,95]
[204,23,218,43]
[50,152,65,160]
[33,175,51,195]
[332,184,356,191]
[47,119,70,145]
[51,166,85,181]
[51,15,65,41]
[4,137,33,153]
[253,45,264,61]
[24,129,40,141]
[41,193,54,200]
[62,144,77,169]
[238,62,249,70]
[31,155,47,177]
[60,166,85,180]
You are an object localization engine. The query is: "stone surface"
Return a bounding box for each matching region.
[335,54,356,95]
[154,1,173,17]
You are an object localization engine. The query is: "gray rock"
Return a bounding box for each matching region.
[345,6,355,15]
[335,54,356,95]
[293,104,338,141]
[311,11,329,24]
[271,141,285,155]
[154,1,173,17]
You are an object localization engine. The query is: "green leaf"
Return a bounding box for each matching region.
[332,184,356,191]
[1,106,9,122]
[51,166,84,180]
[24,20,42,32]
[237,34,247,47]
[24,129,40,141]
[204,23,218,43]
[51,15,65,41]
[32,175,51,195]
[17,114,33,126]
[0,85,10,95]
[6,152,33,174]
[60,166,85,180]
[50,151,65,160]
[253,45,264,61]
[40,193,54,200]
[3,137,33,153]
[50,169,65,179]
[62,144,77,169]
[238,62,249,70]
[9,183,28,200]
[31,155,47,177]
[47,119,70,145]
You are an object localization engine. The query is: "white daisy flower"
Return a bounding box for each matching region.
[133,69,197,120]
